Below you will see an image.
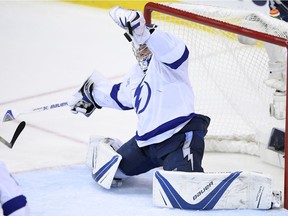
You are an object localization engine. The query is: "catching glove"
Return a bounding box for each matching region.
[109,6,151,45]
[68,76,102,117]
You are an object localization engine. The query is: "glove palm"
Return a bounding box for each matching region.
[68,77,101,117]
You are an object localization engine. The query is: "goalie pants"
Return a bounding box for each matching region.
[117,114,210,176]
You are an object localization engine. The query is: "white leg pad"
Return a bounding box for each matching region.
[153,170,276,210]
[86,136,122,168]
[90,137,122,189]
[86,136,103,168]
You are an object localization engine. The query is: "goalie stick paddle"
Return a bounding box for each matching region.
[2,101,68,122]
[0,121,26,148]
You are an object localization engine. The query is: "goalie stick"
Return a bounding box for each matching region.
[0,121,26,148]
[2,102,68,122]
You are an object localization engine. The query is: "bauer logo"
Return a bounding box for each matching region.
[50,102,68,109]
[193,181,214,201]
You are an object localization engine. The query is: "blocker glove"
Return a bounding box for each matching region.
[68,76,102,117]
[109,6,151,45]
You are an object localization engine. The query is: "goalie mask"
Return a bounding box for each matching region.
[132,43,152,72]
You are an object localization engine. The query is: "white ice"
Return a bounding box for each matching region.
[0,1,287,216]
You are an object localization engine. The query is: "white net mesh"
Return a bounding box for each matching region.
[148,3,288,154]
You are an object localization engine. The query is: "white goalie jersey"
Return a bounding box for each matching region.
[91,29,195,147]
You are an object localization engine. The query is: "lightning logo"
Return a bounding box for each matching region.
[183,131,194,171]
[134,80,151,114]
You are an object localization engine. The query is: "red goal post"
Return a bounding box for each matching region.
[144,2,288,209]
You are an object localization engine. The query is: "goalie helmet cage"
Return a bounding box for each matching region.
[143,2,288,208]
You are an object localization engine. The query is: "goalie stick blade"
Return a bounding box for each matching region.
[10,121,26,148]
[0,121,26,148]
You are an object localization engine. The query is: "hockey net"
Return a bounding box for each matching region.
[144,1,288,207]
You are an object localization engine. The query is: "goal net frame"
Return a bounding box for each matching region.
[143,2,288,209]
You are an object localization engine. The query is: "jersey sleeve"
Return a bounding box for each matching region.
[91,71,135,110]
[146,29,189,70]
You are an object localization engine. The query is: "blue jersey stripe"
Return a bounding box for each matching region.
[164,46,189,69]
[135,113,195,141]
[110,83,133,110]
